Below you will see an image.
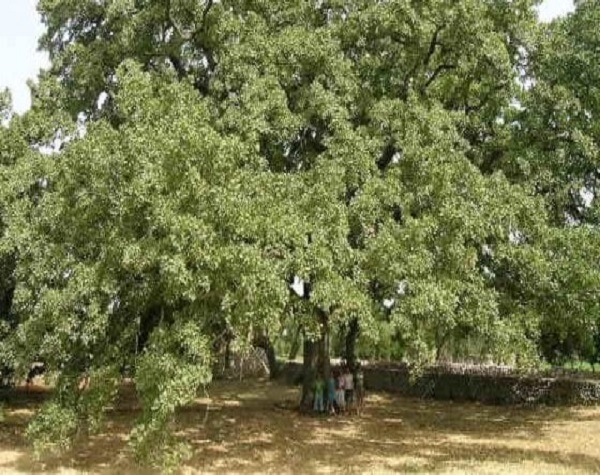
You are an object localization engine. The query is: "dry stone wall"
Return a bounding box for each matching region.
[278,362,600,406]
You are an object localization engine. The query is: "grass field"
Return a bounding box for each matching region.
[1,379,600,474]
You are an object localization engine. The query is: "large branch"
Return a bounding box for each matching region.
[167,0,214,40]
[401,24,446,99]
[201,0,214,30]
[167,0,192,40]
[421,63,456,93]
[166,0,216,94]
[423,24,445,67]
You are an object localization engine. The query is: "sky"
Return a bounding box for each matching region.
[0,0,576,114]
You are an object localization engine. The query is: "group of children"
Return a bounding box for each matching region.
[313,364,364,415]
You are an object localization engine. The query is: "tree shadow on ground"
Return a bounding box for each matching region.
[1,380,600,474]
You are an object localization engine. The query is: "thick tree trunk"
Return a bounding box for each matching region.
[301,338,318,411]
[318,323,331,381]
[300,310,330,412]
[345,318,360,371]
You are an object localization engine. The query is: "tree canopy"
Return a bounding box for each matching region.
[1,0,600,470]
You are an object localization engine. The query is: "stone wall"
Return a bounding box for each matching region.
[278,362,600,406]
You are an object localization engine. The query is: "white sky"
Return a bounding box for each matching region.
[0,0,48,113]
[0,0,576,114]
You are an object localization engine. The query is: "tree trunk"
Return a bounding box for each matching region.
[224,338,232,372]
[301,338,318,411]
[318,322,331,379]
[300,310,330,412]
[345,318,360,371]
[254,334,278,379]
[287,325,302,361]
[264,340,278,379]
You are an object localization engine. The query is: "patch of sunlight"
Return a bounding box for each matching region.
[233,431,273,446]
[6,408,34,418]
[382,417,403,424]
[0,450,22,468]
[219,399,242,407]
[439,461,589,475]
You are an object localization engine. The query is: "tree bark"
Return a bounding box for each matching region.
[301,338,318,411]
[300,310,330,412]
[318,321,331,379]
[224,337,232,372]
[253,334,278,378]
[287,325,302,361]
[345,318,360,371]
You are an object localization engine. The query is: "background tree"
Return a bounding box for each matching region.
[506,1,600,364]
[0,90,19,382]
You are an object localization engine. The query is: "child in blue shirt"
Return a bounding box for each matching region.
[313,374,325,413]
[326,372,336,414]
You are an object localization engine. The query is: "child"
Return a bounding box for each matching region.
[313,374,325,413]
[336,370,346,413]
[327,372,336,415]
[344,367,354,412]
[354,363,365,416]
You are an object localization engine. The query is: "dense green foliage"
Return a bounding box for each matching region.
[1,0,599,470]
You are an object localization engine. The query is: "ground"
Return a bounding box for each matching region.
[1,380,600,474]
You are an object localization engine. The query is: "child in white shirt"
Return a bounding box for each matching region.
[344,368,354,409]
[335,371,346,412]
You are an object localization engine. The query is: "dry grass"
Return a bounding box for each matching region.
[1,380,600,474]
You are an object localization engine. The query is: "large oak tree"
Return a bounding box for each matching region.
[2,0,599,469]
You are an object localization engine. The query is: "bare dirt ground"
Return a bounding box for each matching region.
[1,380,600,474]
